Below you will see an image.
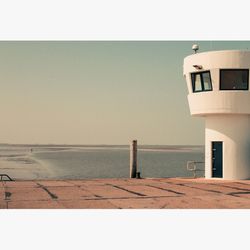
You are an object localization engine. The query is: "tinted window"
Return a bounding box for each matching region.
[203,72,213,91]
[191,71,212,93]
[220,69,249,90]
[193,74,202,91]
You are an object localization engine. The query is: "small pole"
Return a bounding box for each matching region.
[130,140,137,178]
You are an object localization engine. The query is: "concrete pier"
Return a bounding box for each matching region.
[1,177,250,208]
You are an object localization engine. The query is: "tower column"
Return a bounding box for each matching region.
[205,115,250,179]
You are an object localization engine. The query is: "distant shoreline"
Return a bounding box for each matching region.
[0,143,204,148]
[0,144,204,153]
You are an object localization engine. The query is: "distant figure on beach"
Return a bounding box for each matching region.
[30,148,33,153]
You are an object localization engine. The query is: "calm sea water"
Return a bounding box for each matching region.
[0,145,205,180]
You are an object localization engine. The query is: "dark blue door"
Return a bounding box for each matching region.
[212,142,223,178]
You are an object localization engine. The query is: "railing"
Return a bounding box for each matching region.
[0,174,13,181]
[186,161,205,178]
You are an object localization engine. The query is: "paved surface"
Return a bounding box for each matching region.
[1,178,250,208]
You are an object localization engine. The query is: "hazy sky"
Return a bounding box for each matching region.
[1,41,250,145]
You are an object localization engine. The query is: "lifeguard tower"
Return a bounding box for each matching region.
[184,48,250,179]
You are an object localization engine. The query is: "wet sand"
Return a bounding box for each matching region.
[1,177,250,208]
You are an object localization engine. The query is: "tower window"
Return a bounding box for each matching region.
[220,69,249,90]
[191,71,212,93]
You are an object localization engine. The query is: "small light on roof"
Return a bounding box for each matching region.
[193,65,203,70]
[192,44,199,54]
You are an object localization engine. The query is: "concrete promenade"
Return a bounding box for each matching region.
[1,177,250,208]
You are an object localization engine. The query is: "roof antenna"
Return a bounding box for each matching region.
[192,44,199,54]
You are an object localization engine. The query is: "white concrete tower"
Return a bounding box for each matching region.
[184,49,250,180]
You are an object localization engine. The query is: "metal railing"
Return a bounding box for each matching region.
[186,161,205,178]
[0,174,13,181]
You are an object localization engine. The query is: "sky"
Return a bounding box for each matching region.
[1,41,250,145]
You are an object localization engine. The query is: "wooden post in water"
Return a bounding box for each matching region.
[130,140,137,178]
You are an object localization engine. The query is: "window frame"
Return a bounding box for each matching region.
[219,69,249,91]
[191,70,213,93]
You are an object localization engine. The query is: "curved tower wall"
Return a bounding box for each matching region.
[184,50,250,180]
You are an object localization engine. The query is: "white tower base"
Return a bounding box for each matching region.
[205,115,250,180]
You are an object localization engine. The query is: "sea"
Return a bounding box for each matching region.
[0,144,205,180]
